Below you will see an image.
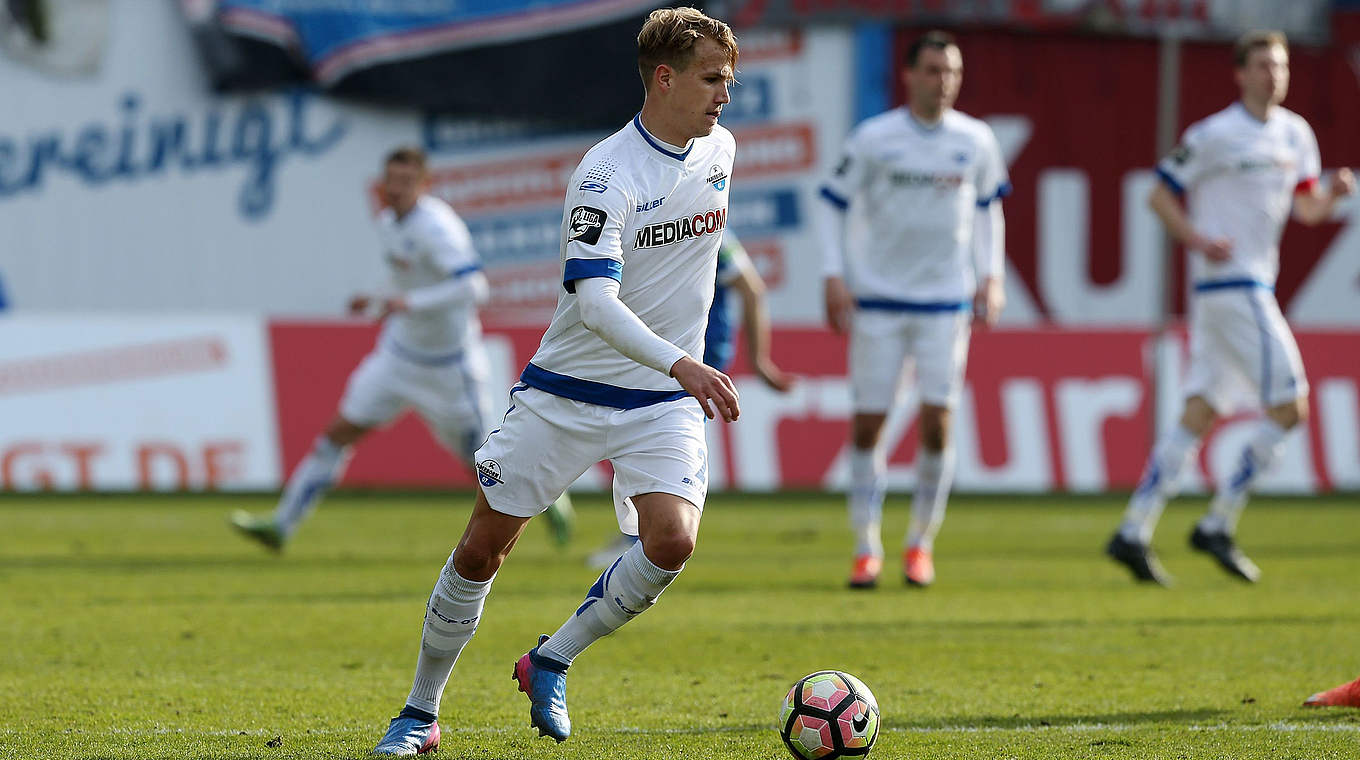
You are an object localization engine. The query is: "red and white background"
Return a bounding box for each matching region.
[2,3,1358,493]
[3,320,1358,493]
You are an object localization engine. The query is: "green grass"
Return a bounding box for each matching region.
[1,492,1358,759]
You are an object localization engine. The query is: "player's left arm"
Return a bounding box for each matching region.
[1291,121,1355,226]
[379,211,489,317]
[1293,169,1356,226]
[971,129,1010,327]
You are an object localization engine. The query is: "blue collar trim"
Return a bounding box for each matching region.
[633,114,691,161]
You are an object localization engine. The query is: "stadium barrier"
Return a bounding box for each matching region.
[4,317,1356,494]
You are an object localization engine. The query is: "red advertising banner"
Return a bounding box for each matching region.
[268,322,1360,493]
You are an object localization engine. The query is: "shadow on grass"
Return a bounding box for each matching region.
[896,707,1226,730]
[742,612,1359,635]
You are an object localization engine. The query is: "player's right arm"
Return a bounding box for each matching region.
[1150,126,1231,261]
[816,128,870,334]
[563,174,739,421]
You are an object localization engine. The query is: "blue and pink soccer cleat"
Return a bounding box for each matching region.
[513,634,572,742]
[372,709,440,756]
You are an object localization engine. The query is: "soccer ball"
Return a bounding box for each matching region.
[779,670,880,759]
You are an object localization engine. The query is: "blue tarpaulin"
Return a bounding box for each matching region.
[187,0,665,126]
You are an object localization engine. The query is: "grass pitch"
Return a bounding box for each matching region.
[1,492,1358,759]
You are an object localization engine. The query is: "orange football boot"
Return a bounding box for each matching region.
[1304,676,1360,707]
[903,547,935,587]
[848,555,882,589]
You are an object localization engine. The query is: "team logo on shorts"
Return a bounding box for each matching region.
[476,459,503,488]
[706,164,728,190]
[568,206,607,245]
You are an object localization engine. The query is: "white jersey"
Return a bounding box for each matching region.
[523,115,735,407]
[1158,102,1320,291]
[822,108,1009,304]
[375,195,483,360]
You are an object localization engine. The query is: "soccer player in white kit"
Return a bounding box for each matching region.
[230,148,572,549]
[817,31,1009,589]
[1106,31,1355,586]
[372,8,740,754]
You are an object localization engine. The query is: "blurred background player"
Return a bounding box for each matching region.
[230,147,575,551]
[1106,31,1355,587]
[585,231,795,569]
[817,31,1009,589]
[372,8,739,753]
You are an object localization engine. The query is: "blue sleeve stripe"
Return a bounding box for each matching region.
[819,186,849,211]
[1155,167,1186,197]
[449,264,482,278]
[976,181,1014,207]
[562,257,622,293]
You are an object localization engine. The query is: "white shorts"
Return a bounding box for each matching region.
[474,385,708,535]
[1184,286,1308,414]
[338,341,493,461]
[850,307,972,413]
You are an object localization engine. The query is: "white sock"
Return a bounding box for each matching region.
[906,448,955,552]
[1118,425,1199,544]
[537,541,679,666]
[271,436,350,536]
[1200,419,1289,535]
[405,552,492,717]
[847,447,885,558]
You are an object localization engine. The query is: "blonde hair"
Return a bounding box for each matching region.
[637,7,738,91]
[1234,30,1287,68]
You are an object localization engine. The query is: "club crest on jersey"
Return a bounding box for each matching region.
[634,207,726,249]
[568,205,607,245]
[706,164,728,191]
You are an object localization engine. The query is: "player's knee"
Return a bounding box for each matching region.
[1271,398,1306,429]
[1180,397,1217,436]
[452,542,502,582]
[642,530,695,571]
[324,416,368,447]
[917,406,951,451]
[851,415,886,450]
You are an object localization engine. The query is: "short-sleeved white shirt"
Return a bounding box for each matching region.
[1157,102,1321,290]
[375,195,483,359]
[821,108,1009,304]
[521,115,736,408]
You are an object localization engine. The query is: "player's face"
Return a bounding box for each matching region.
[1237,44,1289,106]
[382,161,425,214]
[904,46,963,117]
[668,38,734,140]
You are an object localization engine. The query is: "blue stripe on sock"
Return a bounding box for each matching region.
[1134,460,1161,498]
[1229,448,1256,492]
[574,556,618,617]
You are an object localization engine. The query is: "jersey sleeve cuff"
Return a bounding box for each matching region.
[1294,177,1319,195]
[1155,166,1186,197]
[819,185,849,211]
[976,181,1013,207]
[563,258,623,293]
